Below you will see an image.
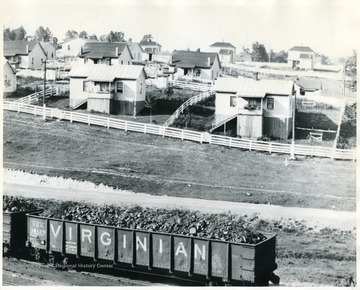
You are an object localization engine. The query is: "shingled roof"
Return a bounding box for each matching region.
[215,77,294,98]
[171,50,220,69]
[139,40,161,47]
[79,42,131,59]
[3,41,38,56]
[210,42,236,49]
[289,46,314,52]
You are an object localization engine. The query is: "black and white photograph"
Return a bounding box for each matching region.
[1,0,358,287]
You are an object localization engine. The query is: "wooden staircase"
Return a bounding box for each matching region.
[73,98,88,109]
[163,90,215,127]
[210,114,238,132]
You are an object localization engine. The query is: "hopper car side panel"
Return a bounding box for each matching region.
[26,215,278,285]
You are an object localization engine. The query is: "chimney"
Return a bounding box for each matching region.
[254,72,259,81]
[115,47,119,55]
[26,45,29,54]
[128,38,132,43]
[207,57,210,67]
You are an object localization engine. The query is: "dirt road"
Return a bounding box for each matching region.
[4,178,356,231]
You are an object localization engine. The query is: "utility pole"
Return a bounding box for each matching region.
[42,59,47,121]
[290,90,296,159]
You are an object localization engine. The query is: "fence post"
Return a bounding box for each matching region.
[88,115,91,125]
[144,124,147,134]
[125,121,128,132]
[50,108,53,119]
[181,130,184,140]
[107,118,110,129]
[200,132,203,144]
[209,134,212,144]
[229,138,232,148]
[269,142,272,154]
[70,112,73,123]
[34,106,36,116]
[249,140,252,151]
[162,126,165,137]
[17,102,20,113]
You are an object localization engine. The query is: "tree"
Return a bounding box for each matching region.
[3,26,27,40]
[272,50,288,63]
[79,31,88,39]
[34,26,52,41]
[251,42,269,62]
[141,34,153,42]
[65,29,78,39]
[345,50,357,92]
[3,27,14,40]
[89,34,98,41]
[107,31,125,42]
[13,26,27,40]
[321,54,331,65]
[99,34,108,41]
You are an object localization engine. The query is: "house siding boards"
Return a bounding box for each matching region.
[3,60,17,93]
[69,64,146,116]
[214,77,294,139]
[4,40,55,69]
[209,42,236,64]
[57,38,92,58]
[171,50,221,81]
[287,46,316,70]
[79,42,133,65]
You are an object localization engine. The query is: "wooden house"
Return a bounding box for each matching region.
[209,42,236,64]
[78,42,133,65]
[139,40,162,61]
[214,77,295,139]
[57,38,94,59]
[4,41,56,69]
[170,50,221,82]
[287,46,316,70]
[126,41,144,64]
[69,64,146,116]
[3,59,17,95]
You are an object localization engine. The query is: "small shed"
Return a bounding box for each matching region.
[3,59,17,95]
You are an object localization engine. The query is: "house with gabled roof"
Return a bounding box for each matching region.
[57,38,94,59]
[69,64,146,116]
[214,77,295,139]
[126,40,144,64]
[288,46,317,70]
[209,42,236,64]
[139,40,161,61]
[78,42,133,65]
[4,40,56,69]
[170,50,221,82]
[3,59,17,95]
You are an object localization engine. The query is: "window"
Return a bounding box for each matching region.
[230,96,237,107]
[139,83,143,94]
[116,81,124,93]
[267,98,274,109]
[67,45,70,50]
[51,52,54,58]
[99,83,109,92]
[138,53,140,59]
[246,99,261,110]
[121,60,124,65]
[83,81,90,92]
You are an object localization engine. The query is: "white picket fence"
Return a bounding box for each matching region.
[163,90,215,127]
[169,80,213,92]
[14,86,69,105]
[3,101,356,160]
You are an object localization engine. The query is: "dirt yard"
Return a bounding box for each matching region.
[3,111,356,212]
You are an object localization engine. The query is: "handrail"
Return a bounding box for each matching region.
[163,90,215,127]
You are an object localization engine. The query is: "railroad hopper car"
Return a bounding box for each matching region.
[25,214,279,286]
[3,210,43,256]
